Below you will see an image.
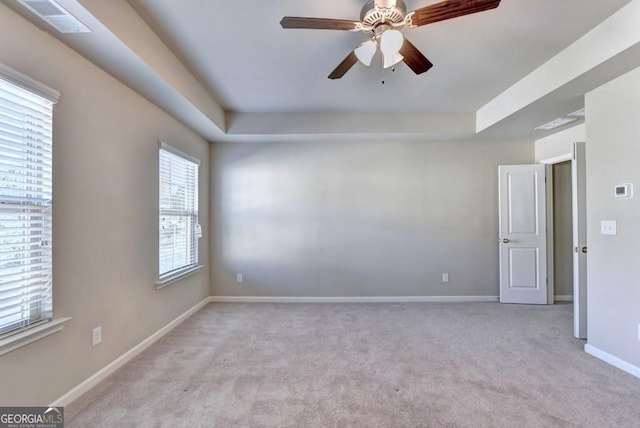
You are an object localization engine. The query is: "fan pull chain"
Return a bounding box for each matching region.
[381,65,396,85]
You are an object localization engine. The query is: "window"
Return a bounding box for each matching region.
[0,68,57,337]
[158,143,201,285]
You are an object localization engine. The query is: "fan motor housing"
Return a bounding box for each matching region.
[360,0,407,37]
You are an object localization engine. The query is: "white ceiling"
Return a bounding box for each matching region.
[131,0,632,114]
[4,0,639,142]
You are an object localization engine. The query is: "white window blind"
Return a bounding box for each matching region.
[0,74,54,336]
[159,145,199,282]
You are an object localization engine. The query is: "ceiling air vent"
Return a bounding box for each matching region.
[17,0,91,33]
[535,117,577,131]
[568,108,586,118]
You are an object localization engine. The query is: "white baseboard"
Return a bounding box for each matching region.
[209,296,499,303]
[554,295,574,302]
[585,344,640,379]
[50,297,210,407]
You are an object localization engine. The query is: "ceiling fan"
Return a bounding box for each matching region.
[280,0,501,79]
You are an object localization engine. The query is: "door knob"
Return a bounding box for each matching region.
[499,238,509,244]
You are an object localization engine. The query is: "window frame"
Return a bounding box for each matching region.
[156,141,202,288]
[0,63,70,356]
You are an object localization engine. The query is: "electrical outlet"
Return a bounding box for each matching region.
[236,273,243,283]
[600,220,617,235]
[442,273,449,283]
[92,326,102,346]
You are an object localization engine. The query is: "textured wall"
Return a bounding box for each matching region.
[211,139,533,298]
[585,65,640,369]
[0,5,210,405]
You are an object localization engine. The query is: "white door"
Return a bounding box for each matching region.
[498,165,548,304]
[572,142,588,339]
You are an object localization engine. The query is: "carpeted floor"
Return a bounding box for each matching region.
[66,302,640,427]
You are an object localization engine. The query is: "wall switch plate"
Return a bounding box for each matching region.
[236,273,243,283]
[600,220,617,235]
[92,326,102,346]
[442,273,449,283]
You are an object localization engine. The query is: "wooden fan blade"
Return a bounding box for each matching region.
[280,17,359,31]
[328,51,359,79]
[399,39,433,75]
[410,0,501,27]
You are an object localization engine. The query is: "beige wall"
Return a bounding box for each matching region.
[211,139,533,298]
[585,66,640,369]
[0,5,210,405]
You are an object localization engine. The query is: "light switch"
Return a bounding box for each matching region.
[601,220,617,235]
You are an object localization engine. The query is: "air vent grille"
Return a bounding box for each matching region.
[24,0,63,16]
[535,117,577,131]
[17,0,91,33]
[568,108,586,118]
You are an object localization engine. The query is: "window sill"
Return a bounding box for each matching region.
[156,265,204,289]
[0,317,72,357]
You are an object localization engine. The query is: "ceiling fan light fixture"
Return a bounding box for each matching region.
[280,0,502,79]
[380,29,404,68]
[354,39,377,66]
[383,52,404,69]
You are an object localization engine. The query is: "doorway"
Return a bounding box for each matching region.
[552,161,573,301]
[499,143,587,338]
[542,142,587,339]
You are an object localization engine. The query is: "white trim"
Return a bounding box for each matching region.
[540,153,572,165]
[159,141,201,165]
[585,344,640,380]
[156,265,204,289]
[0,317,71,356]
[50,298,209,406]
[209,296,499,304]
[554,295,574,302]
[0,63,60,103]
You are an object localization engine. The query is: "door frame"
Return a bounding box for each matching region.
[540,143,587,338]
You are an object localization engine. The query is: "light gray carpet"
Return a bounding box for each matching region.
[66,302,640,427]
